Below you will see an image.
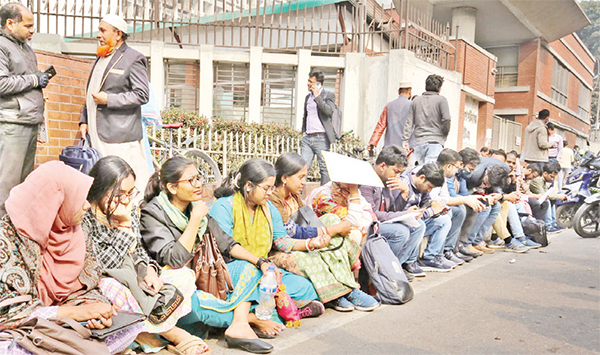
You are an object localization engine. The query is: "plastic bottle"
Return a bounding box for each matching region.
[255,265,278,320]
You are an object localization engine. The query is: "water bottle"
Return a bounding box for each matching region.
[255,265,278,320]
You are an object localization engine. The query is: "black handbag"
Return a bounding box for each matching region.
[59,135,102,174]
[521,216,548,247]
[290,206,324,227]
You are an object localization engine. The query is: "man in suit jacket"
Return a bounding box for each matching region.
[359,146,426,279]
[79,14,150,191]
[301,69,336,185]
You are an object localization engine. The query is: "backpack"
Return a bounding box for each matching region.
[360,222,414,304]
[331,104,343,140]
[520,215,548,247]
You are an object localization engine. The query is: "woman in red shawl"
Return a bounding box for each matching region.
[0,161,139,354]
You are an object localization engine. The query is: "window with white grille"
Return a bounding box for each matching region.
[261,64,296,126]
[579,83,591,122]
[310,67,344,106]
[213,62,250,121]
[551,58,569,107]
[164,59,199,111]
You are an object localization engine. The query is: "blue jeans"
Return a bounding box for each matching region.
[414,142,444,166]
[301,133,330,185]
[467,202,501,245]
[421,214,452,260]
[379,220,425,265]
[544,202,557,227]
[446,205,466,252]
[507,202,526,240]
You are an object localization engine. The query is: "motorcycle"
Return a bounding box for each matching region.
[556,151,600,228]
[573,193,600,238]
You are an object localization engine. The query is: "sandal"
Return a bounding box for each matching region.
[167,335,211,355]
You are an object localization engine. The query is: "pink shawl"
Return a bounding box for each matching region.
[5,161,93,306]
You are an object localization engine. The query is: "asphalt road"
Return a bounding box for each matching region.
[208,229,600,355]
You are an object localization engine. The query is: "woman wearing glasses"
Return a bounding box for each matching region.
[141,156,286,354]
[82,156,209,355]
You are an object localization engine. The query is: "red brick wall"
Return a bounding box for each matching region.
[34,51,93,165]
[477,101,494,148]
[453,40,496,96]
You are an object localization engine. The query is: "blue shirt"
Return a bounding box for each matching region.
[305,93,325,134]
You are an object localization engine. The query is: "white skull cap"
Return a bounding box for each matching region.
[101,14,128,34]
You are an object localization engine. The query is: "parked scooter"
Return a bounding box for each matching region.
[573,193,600,238]
[556,151,600,228]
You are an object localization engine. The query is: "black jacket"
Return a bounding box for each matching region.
[301,89,337,145]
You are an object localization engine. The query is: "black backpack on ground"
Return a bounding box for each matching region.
[521,215,548,247]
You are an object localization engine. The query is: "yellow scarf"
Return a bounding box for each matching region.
[231,192,272,258]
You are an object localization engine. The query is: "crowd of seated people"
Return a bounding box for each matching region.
[0,142,569,354]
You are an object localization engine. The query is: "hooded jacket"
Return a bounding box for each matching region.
[522,119,550,162]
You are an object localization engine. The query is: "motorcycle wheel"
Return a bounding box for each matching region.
[556,203,580,228]
[573,201,600,238]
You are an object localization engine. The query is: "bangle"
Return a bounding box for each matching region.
[256,257,267,269]
[320,227,328,237]
[117,224,131,229]
[349,197,361,202]
[306,238,316,252]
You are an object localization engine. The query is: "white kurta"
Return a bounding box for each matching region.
[86,53,151,194]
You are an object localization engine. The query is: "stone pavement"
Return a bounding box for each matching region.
[206,229,600,355]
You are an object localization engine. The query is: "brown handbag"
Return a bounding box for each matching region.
[0,317,110,355]
[191,230,234,301]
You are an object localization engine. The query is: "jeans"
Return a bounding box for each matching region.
[462,202,501,246]
[558,168,570,190]
[414,142,444,166]
[528,198,549,222]
[379,220,425,265]
[301,133,330,185]
[544,202,557,227]
[0,122,38,216]
[421,214,452,260]
[445,205,466,252]
[507,202,526,240]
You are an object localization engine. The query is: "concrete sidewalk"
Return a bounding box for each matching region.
[206,229,600,355]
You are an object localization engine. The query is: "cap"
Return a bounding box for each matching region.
[101,14,128,34]
[399,81,412,89]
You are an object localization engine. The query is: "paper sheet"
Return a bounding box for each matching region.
[322,151,384,187]
[538,187,557,205]
[381,212,421,228]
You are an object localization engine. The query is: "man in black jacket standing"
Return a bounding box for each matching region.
[301,69,336,185]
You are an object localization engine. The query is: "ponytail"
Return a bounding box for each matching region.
[144,171,162,203]
[143,156,194,203]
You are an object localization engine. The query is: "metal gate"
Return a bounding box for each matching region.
[261,64,297,126]
[164,59,199,111]
[492,115,522,153]
[213,62,250,121]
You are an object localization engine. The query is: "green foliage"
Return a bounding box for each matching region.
[578,1,600,61]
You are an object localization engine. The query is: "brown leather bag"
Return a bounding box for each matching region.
[191,230,234,300]
[0,317,110,355]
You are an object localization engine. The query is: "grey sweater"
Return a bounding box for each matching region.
[402,91,451,146]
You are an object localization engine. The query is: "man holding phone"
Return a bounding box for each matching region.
[0,3,52,215]
[301,69,336,185]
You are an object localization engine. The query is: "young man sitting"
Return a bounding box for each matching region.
[529,162,568,232]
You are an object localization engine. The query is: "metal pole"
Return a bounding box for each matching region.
[403,0,409,50]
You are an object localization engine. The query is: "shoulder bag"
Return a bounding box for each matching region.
[192,230,234,301]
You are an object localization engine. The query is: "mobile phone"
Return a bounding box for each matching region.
[315,82,322,88]
[44,65,56,79]
[407,148,414,158]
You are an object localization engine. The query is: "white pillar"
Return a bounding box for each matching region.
[150,40,165,110]
[199,45,214,118]
[452,7,477,43]
[341,52,363,137]
[247,47,263,123]
[294,49,311,131]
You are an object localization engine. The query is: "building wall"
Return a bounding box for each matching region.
[34,51,92,165]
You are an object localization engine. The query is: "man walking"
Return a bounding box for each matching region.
[301,69,336,185]
[79,14,150,191]
[368,81,412,153]
[0,3,50,215]
[522,109,551,164]
[402,74,451,165]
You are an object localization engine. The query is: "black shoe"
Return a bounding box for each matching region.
[457,244,479,258]
[225,335,273,354]
[252,327,276,339]
[403,269,415,282]
[455,251,474,262]
[403,262,426,277]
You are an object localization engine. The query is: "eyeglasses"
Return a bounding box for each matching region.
[333,182,350,195]
[173,174,205,188]
[254,183,275,194]
[117,186,139,203]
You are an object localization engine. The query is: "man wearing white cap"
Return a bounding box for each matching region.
[79,14,150,191]
[368,81,412,154]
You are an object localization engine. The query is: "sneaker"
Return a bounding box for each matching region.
[465,245,484,256]
[504,239,529,253]
[403,269,415,282]
[299,300,325,318]
[403,262,427,277]
[486,238,506,249]
[458,244,479,258]
[417,256,452,273]
[523,238,541,249]
[445,250,465,266]
[439,255,457,269]
[473,243,494,254]
[333,296,354,312]
[553,224,565,230]
[455,251,474,262]
[345,289,379,312]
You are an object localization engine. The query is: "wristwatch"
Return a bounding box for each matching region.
[256,257,267,269]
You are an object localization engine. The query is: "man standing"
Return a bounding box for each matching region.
[301,69,336,185]
[402,74,451,165]
[0,3,50,215]
[79,14,149,191]
[522,109,551,164]
[558,140,574,189]
[547,122,563,163]
[368,81,412,153]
